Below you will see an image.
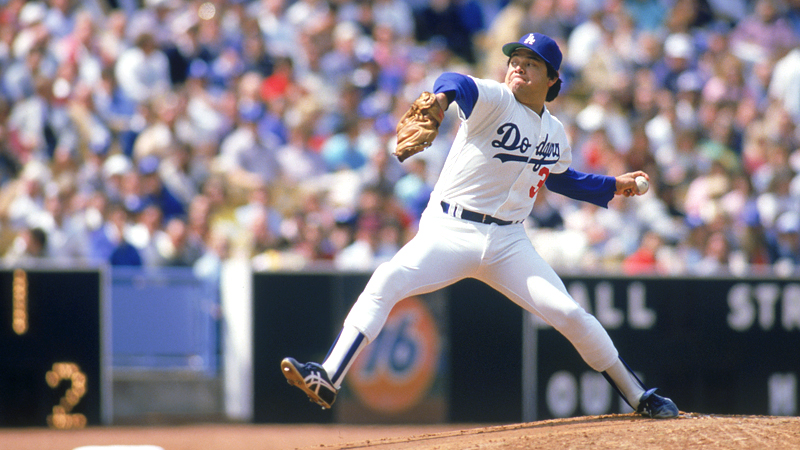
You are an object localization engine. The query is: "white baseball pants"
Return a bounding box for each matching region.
[342,211,620,373]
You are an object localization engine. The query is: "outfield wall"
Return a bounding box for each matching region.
[2,268,797,427]
[252,272,800,423]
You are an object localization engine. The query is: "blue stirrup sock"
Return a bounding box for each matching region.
[322,325,367,389]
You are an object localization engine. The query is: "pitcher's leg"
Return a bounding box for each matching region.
[343,221,481,342]
[480,250,619,372]
[315,218,481,397]
[478,232,676,417]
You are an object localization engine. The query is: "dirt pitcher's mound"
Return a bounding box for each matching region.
[2,414,799,450]
[320,413,800,450]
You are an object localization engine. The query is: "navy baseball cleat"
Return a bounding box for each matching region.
[281,357,338,409]
[637,388,679,418]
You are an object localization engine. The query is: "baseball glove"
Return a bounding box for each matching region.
[394,92,445,162]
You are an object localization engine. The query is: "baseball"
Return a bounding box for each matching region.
[635,176,649,195]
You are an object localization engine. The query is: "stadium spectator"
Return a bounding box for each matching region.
[3,225,48,265]
[115,32,171,104]
[149,216,205,266]
[622,230,666,275]
[215,102,281,191]
[413,0,484,64]
[137,154,186,223]
[320,117,369,171]
[85,200,141,266]
[729,0,798,63]
[768,210,800,271]
[393,157,433,221]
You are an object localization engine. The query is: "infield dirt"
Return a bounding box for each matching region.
[2,413,799,449]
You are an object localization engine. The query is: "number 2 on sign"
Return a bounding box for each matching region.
[46,362,88,429]
[529,167,550,198]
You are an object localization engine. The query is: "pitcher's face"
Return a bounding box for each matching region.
[505,49,555,108]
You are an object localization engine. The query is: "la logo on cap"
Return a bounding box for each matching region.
[524,34,536,45]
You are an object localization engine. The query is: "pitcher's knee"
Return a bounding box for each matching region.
[547,304,590,332]
[363,261,409,299]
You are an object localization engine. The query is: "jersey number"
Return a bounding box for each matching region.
[529,167,550,198]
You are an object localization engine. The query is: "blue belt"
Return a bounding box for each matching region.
[440,201,521,226]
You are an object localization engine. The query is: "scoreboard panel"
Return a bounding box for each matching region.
[526,276,800,419]
[0,268,108,427]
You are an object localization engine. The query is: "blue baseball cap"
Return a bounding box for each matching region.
[502,33,562,72]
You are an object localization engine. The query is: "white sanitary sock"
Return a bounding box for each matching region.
[604,358,646,409]
[321,325,367,389]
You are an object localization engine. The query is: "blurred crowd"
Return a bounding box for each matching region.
[0,0,799,276]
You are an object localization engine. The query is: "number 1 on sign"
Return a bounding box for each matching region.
[12,269,27,335]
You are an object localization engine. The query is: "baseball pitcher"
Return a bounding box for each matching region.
[281,32,679,419]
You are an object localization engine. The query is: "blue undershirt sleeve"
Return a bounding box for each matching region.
[545,168,617,208]
[433,73,479,119]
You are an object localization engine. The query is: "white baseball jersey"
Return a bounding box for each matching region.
[428,76,572,223]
